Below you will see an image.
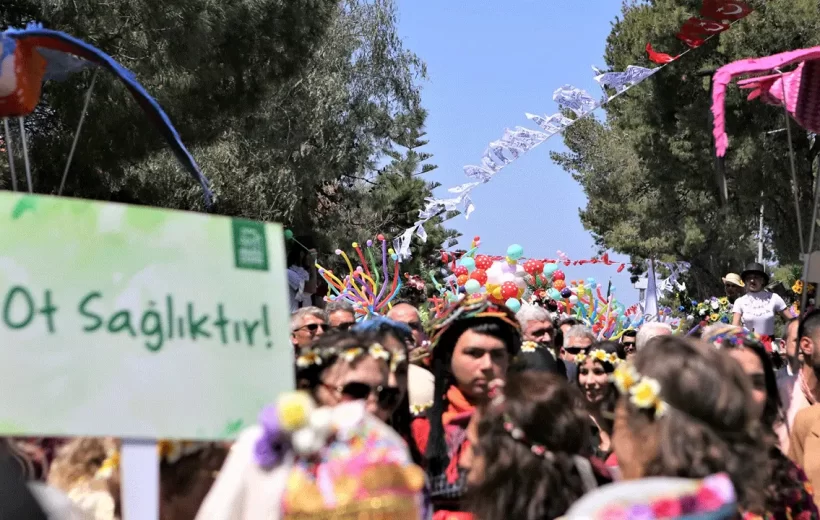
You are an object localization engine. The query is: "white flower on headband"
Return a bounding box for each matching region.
[390,351,407,373]
[342,347,364,363]
[368,343,390,361]
[520,341,538,353]
[296,349,322,368]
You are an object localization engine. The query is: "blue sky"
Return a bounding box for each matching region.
[396,0,639,304]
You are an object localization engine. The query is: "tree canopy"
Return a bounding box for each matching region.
[0,0,456,281]
[552,0,820,297]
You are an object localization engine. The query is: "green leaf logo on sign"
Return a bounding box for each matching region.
[232,219,269,271]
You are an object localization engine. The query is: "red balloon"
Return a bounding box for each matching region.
[454,265,469,277]
[457,274,469,286]
[470,269,488,285]
[475,255,493,270]
[501,281,518,299]
[552,270,566,281]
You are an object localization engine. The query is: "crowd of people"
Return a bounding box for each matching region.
[6,261,820,520]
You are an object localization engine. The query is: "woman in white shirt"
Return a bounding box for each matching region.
[732,262,792,340]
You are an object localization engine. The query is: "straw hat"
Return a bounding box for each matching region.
[721,273,745,288]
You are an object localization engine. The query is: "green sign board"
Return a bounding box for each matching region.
[0,193,292,440]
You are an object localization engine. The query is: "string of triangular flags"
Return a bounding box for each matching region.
[396,0,753,259]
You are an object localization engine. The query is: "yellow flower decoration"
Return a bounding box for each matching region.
[628,375,667,417]
[794,280,804,294]
[95,451,120,479]
[608,353,620,365]
[410,402,432,416]
[592,349,608,362]
[296,349,322,368]
[342,347,364,363]
[718,297,728,305]
[612,363,639,394]
[278,391,315,432]
[368,343,390,361]
[575,352,588,364]
[520,341,538,353]
[709,313,720,323]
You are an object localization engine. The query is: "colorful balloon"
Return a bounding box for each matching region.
[505,298,522,312]
[454,265,468,277]
[475,255,493,270]
[553,279,566,291]
[460,257,476,273]
[506,244,524,260]
[543,263,558,276]
[465,279,481,294]
[457,274,469,286]
[560,288,572,298]
[501,281,518,299]
[470,269,488,285]
[553,270,566,281]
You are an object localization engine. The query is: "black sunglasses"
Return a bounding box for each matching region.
[295,323,326,334]
[530,328,553,338]
[332,322,355,331]
[340,382,401,409]
[563,347,585,355]
[406,321,423,332]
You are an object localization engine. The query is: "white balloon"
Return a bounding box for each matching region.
[501,272,515,283]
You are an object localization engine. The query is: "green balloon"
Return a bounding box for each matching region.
[284,229,294,240]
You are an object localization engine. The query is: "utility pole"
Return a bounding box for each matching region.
[758,197,764,263]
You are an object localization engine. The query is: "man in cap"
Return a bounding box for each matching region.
[722,273,745,304]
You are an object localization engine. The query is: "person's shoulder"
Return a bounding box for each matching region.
[794,404,820,433]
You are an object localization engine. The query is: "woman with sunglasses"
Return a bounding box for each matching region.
[295,330,397,416]
[410,295,521,520]
[702,325,818,520]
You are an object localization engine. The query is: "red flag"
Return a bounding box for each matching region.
[700,0,753,21]
[679,17,730,38]
[646,43,676,64]
[676,31,706,49]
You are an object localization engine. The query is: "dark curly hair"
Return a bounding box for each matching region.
[469,372,592,520]
[626,336,769,515]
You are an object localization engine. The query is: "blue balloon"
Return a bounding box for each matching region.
[543,263,558,276]
[548,288,562,300]
[460,257,476,273]
[505,298,521,312]
[586,277,596,287]
[506,244,524,260]
[610,286,616,293]
[465,279,481,294]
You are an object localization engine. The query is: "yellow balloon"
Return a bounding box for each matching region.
[517,287,525,298]
[492,287,502,299]
[577,287,587,297]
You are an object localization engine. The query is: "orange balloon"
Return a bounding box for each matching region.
[553,279,566,291]
[457,274,469,286]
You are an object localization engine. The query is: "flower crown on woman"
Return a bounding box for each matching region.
[576,348,620,366]
[296,342,400,371]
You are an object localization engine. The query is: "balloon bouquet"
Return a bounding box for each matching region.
[428,238,684,340]
[316,234,403,320]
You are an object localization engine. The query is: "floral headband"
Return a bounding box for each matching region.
[701,325,768,351]
[296,343,393,370]
[576,348,620,366]
[427,294,521,351]
[520,341,542,353]
[612,362,668,417]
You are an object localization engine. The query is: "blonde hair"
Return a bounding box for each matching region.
[48,437,117,492]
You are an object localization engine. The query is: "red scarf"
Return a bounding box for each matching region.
[442,386,475,426]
